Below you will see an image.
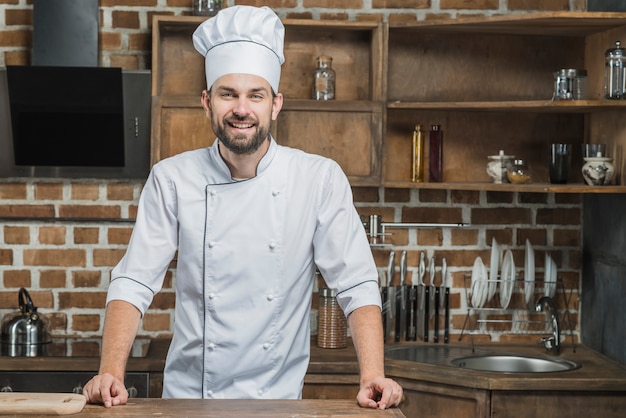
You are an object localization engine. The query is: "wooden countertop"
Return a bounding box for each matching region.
[384,342,626,392]
[2,338,625,393]
[24,399,405,417]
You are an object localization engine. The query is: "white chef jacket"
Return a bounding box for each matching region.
[107,137,381,399]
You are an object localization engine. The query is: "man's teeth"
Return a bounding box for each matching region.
[231,122,253,129]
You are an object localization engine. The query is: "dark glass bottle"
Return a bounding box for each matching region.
[428,124,443,182]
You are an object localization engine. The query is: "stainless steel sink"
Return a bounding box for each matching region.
[384,346,581,373]
[451,354,580,373]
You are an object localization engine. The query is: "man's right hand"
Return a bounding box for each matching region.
[83,372,129,408]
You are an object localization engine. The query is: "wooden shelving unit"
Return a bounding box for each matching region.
[151,12,626,192]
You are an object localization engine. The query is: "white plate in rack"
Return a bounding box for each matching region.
[500,249,515,309]
[471,256,487,308]
[545,253,557,298]
[524,239,535,304]
[488,237,500,302]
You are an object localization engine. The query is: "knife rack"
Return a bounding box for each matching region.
[459,274,576,353]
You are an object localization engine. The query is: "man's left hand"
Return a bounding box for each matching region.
[356,376,404,410]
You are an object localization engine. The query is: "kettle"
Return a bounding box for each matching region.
[0,288,51,357]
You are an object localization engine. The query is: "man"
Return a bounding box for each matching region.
[83,5,402,410]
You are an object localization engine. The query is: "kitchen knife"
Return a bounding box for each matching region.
[380,270,389,343]
[434,264,440,343]
[395,250,407,342]
[423,256,431,342]
[442,257,450,344]
[416,251,426,342]
[385,251,395,343]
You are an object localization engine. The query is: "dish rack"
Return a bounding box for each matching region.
[459,273,576,353]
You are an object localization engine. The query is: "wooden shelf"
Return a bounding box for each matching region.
[381,181,626,193]
[387,100,626,112]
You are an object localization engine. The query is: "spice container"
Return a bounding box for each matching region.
[428,124,443,182]
[312,55,336,100]
[192,0,221,17]
[317,288,346,348]
[506,159,532,184]
[553,69,587,100]
[411,124,425,182]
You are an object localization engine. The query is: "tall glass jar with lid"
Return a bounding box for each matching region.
[312,55,336,100]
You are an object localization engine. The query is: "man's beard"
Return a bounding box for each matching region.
[212,115,270,155]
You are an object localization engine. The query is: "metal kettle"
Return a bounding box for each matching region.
[0,288,51,357]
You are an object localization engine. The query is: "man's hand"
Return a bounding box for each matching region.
[356,375,404,410]
[83,372,128,408]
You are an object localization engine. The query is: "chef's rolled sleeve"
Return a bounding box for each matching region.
[106,276,156,315]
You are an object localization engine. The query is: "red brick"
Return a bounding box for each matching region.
[0,249,13,265]
[5,8,32,26]
[536,207,581,225]
[471,208,531,225]
[0,182,27,199]
[517,228,547,246]
[450,228,479,246]
[107,183,135,201]
[72,270,102,288]
[352,187,379,203]
[142,313,171,331]
[507,0,569,11]
[107,227,133,245]
[40,270,67,288]
[384,188,410,203]
[4,226,30,244]
[372,0,429,7]
[23,249,86,267]
[486,228,513,246]
[3,270,31,288]
[419,189,447,203]
[93,248,126,267]
[38,226,66,245]
[112,10,140,29]
[306,0,362,7]
[440,0,499,10]
[451,190,479,204]
[74,227,100,244]
[58,292,108,309]
[0,204,55,218]
[100,31,122,51]
[417,229,443,246]
[58,205,121,219]
[34,182,63,200]
[402,207,463,224]
[149,292,176,310]
[70,183,100,201]
[554,228,581,247]
[0,29,32,47]
[72,314,101,332]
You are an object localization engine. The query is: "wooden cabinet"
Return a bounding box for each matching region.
[152,13,626,192]
[383,12,626,192]
[151,16,383,186]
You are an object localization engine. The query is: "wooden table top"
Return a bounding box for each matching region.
[26,398,406,417]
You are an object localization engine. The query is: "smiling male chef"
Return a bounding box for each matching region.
[83,5,402,410]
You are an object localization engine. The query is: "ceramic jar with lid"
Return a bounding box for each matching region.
[582,155,615,186]
[487,150,515,183]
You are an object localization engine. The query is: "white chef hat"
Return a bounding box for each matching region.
[192,5,285,93]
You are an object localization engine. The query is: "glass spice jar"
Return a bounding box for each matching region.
[192,0,221,17]
[312,55,336,100]
[506,159,532,184]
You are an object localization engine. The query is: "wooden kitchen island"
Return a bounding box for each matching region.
[28,399,406,417]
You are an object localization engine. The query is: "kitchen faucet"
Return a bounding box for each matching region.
[535,296,560,355]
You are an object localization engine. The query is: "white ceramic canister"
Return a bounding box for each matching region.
[582,156,615,186]
[487,150,515,184]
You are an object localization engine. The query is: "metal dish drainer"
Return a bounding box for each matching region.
[459,273,576,353]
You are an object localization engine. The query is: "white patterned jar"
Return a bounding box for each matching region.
[582,156,615,186]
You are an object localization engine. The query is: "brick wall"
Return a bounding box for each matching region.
[0,1,585,342]
[1,180,582,344]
